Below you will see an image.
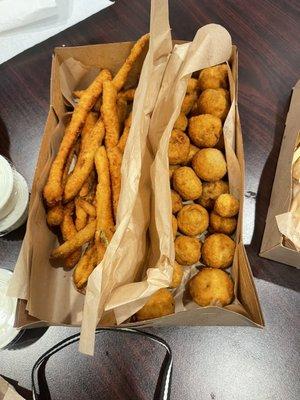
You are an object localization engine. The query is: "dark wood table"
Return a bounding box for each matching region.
[1,1,299,399]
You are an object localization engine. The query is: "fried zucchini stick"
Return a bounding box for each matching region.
[107,146,123,221]
[73,243,100,290]
[64,115,105,201]
[102,81,120,149]
[76,198,96,217]
[117,112,132,154]
[46,204,64,226]
[112,34,149,91]
[51,219,96,259]
[46,141,77,226]
[118,88,136,102]
[43,69,112,206]
[94,147,115,256]
[75,199,88,231]
[60,203,81,269]
[117,97,128,127]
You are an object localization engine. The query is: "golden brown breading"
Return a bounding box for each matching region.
[188,114,222,148]
[168,129,190,165]
[73,243,98,290]
[46,204,64,226]
[113,33,149,91]
[107,146,123,221]
[94,147,115,254]
[172,166,202,200]
[197,180,229,209]
[202,233,235,268]
[169,165,180,179]
[189,267,234,307]
[174,112,188,131]
[135,288,175,321]
[181,92,198,114]
[118,88,136,101]
[170,262,183,288]
[102,81,120,149]
[198,64,228,91]
[192,148,227,182]
[174,235,201,266]
[60,203,82,269]
[177,204,209,236]
[172,214,178,238]
[43,69,112,206]
[183,144,200,166]
[198,88,230,121]
[214,193,239,217]
[74,200,88,231]
[118,112,132,154]
[64,114,104,202]
[209,211,237,235]
[51,220,96,259]
[171,190,183,214]
[186,78,198,94]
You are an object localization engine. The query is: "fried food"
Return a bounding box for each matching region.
[43,68,112,206]
[177,204,209,236]
[181,92,197,114]
[73,243,98,290]
[46,204,64,226]
[117,97,128,126]
[188,114,222,148]
[172,214,178,238]
[186,78,198,94]
[51,219,96,259]
[172,166,202,200]
[174,235,201,265]
[75,200,88,231]
[174,112,188,131]
[210,211,237,235]
[107,146,123,220]
[118,112,132,154]
[60,203,81,269]
[76,198,96,217]
[202,233,235,268]
[94,147,115,253]
[171,190,183,214]
[192,148,227,182]
[170,262,183,288]
[198,88,230,121]
[190,100,199,117]
[197,180,229,209]
[183,144,200,166]
[118,88,136,101]
[198,64,228,91]
[135,288,175,321]
[168,129,190,165]
[73,90,85,98]
[214,193,239,217]
[113,33,149,91]
[169,165,180,179]
[64,114,104,202]
[79,170,96,198]
[102,80,120,149]
[189,267,234,307]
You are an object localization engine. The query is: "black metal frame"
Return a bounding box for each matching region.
[31,328,173,400]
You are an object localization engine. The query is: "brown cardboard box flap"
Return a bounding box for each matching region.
[260,79,300,268]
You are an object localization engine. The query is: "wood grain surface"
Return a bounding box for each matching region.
[0,1,299,399]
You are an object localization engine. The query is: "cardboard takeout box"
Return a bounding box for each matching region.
[10,38,264,331]
[260,80,300,268]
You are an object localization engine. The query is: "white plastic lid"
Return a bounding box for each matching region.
[0,268,19,349]
[0,155,14,220]
[0,170,29,235]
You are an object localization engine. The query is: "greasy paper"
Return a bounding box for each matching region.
[105,25,251,324]
[79,0,172,355]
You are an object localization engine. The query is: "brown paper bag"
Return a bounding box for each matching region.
[105,25,257,325]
